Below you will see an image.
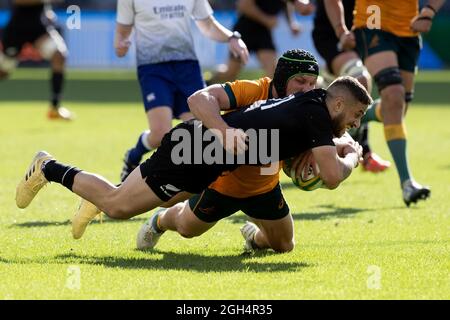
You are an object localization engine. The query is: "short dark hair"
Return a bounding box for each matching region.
[327,76,373,106]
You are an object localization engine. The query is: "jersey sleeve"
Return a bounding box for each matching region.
[222,77,271,110]
[116,0,134,25]
[191,0,214,20]
[303,105,335,148]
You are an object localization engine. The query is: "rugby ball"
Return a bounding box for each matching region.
[283,155,324,191]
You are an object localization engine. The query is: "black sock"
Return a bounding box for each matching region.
[51,71,64,108]
[42,160,81,191]
[355,123,370,156]
[361,126,370,156]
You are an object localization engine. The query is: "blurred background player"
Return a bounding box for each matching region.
[312,0,390,173]
[207,0,315,83]
[332,0,447,205]
[116,0,249,182]
[0,0,72,120]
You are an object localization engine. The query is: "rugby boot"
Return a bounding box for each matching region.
[72,198,101,239]
[402,179,431,207]
[48,106,74,120]
[361,152,391,173]
[16,151,54,209]
[136,208,166,250]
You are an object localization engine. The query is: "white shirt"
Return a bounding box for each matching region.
[117,0,213,66]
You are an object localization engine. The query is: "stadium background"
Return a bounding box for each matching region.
[0,0,449,70]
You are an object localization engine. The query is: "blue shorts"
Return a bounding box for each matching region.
[137,60,205,118]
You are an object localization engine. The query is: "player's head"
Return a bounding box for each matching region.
[326,76,372,137]
[273,49,319,97]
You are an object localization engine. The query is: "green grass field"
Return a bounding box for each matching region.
[0,69,449,300]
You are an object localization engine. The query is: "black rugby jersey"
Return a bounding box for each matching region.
[11,1,45,14]
[222,88,335,161]
[313,0,355,34]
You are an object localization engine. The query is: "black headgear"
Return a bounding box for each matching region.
[273,49,319,97]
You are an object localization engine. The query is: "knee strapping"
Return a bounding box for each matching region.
[339,58,369,79]
[374,67,402,92]
[38,30,68,60]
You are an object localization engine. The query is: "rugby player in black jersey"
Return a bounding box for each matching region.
[0,0,72,120]
[16,76,371,241]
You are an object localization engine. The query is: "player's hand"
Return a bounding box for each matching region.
[229,38,249,65]
[289,21,302,36]
[115,39,131,58]
[342,141,363,167]
[410,14,433,33]
[295,1,316,16]
[291,150,318,178]
[219,127,248,156]
[333,133,357,156]
[338,30,356,51]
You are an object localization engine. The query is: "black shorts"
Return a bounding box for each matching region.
[1,6,56,57]
[139,121,237,202]
[354,28,421,73]
[312,27,341,73]
[189,184,289,223]
[233,17,275,54]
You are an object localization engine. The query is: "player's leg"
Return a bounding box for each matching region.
[360,47,420,204]
[136,188,239,250]
[0,15,21,80]
[256,49,277,78]
[121,64,175,182]
[207,56,242,84]
[172,60,204,122]
[34,25,72,120]
[330,50,390,172]
[401,70,415,115]
[396,36,430,205]
[240,184,294,253]
[16,151,164,216]
[331,51,372,91]
[0,48,18,80]
[244,214,294,253]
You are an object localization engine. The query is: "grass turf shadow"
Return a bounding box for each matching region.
[0,251,312,273]
[9,216,147,228]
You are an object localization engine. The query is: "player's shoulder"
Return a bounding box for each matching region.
[292,88,327,104]
[227,77,271,89]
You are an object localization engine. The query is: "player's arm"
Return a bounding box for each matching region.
[114,23,132,57]
[324,0,355,50]
[188,85,232,132]
[411,0,446,33]
[188,85,248,155]
[311,144,360,189]
[195,16,249,64]
[237,0,278,29]
[284,1,301,36]
[291,0,316,16]
[115,0,134,58]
